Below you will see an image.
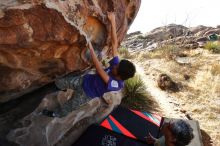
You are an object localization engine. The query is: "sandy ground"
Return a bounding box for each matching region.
[130,49,220,146]
[135,64,185,118]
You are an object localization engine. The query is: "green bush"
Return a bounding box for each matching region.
[119,47,130,58]
[204,41,220,53]
[101,59,109,67]
[121,75,150,110]
[137,35,146,39]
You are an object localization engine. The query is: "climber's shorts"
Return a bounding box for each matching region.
[55,73,84,91]
[54,74,92,118]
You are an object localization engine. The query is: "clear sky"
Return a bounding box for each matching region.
[128,0,220,33]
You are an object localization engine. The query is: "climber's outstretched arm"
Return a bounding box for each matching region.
[108,12,118,57]
[88,42,109,83]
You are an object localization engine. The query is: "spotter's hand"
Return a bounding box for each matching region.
[146,132,156,144]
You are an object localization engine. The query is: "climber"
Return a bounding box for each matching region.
[42,12,136,117]
[146,120,194,146]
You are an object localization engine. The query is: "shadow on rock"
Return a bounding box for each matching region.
[0,83,58,146]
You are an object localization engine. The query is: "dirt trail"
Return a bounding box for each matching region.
[134,63,186,118]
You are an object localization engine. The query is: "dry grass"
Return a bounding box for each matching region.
[132,48,220,145]
[204,41,220,53]
[141,45,183,60]
[170,59,220,145]
[187,64,220,144]
[211,62,220,76]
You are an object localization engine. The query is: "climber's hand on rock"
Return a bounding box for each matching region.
[87,41,94,51]
[107,12,115,21]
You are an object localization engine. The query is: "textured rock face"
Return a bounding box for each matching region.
[146,24,189,41]
[0,0,141,102]
[122,24,220,52]
[6,89,123,146]
[157,74,179,92]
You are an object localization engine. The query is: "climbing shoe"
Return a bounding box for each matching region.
[42,109,56,117]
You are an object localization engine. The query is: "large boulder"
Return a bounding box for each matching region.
[190,25,220,37]
[157,74,179,92]
[6,90,123,146]
[0,0,141,102]
[122,24,220,52]
[145,24,190,42]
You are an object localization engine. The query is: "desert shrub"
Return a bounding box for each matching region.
[121,75,151,110]
[119,47,130,58]
[137,35,146,39]
[204,41,220,53]
[101,59,109,67]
